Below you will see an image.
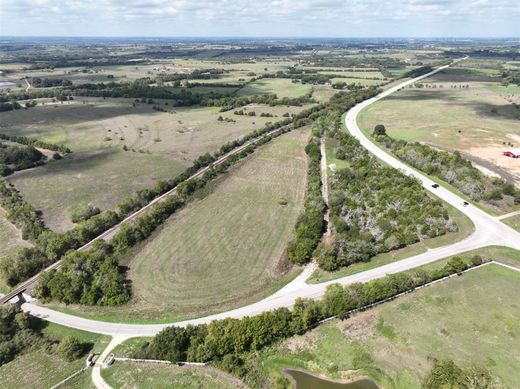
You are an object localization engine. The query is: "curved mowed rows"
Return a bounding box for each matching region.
[127,128,310,317]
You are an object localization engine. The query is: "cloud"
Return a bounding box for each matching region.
[0,0,518,36]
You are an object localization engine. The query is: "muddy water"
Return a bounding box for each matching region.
[284,369,380,389]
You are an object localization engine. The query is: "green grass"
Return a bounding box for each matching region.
[0,322,109,389]
[45,129,310,323]
[253,262,520,388]
[502,213,520,232]
[237,78,313,98]
[102,362,245,389]
[2,98,308,231]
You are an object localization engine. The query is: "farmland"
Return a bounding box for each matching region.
[0,323,109,389]
[1,98,310,231]
[48,128,310,322]
[250,261,520,388]
[358,63,520,186]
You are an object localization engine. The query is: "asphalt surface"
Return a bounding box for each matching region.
[19,59,520,337]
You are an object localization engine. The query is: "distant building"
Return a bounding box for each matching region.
[502,149,520,158]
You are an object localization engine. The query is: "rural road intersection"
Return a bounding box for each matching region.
[20,59,520,337]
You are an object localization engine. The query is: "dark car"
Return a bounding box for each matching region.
[432,183,439,188]
[463,201,469,206]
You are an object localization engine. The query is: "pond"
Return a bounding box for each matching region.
[284,369,380,389]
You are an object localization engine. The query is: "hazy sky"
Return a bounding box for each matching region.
[1,0,519,37]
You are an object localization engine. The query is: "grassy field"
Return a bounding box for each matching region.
[254,262,520,388]
[102,362,245,389]
[0,211,31,293]
[237,78,313,98]
[2,98,308,231]
[358,76,520,188]
[0,323,109,389]
[503,213,520,232]
[46,128,310,322]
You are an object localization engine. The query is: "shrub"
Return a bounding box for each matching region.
[56,336,86,361]
[373,124,386,136]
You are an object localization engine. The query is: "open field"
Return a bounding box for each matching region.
[0,323,109,389]
[358,77,520,185]
[1,98,309,231]
[254,262,520,388]
[0,211,31,292]
[237,78,313,98]
[46,128,310,322]
[102,362,245,389]
[503,213,520,232]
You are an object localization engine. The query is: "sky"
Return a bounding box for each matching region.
[0,0,519,38]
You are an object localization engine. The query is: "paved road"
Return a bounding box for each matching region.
[19,59,520,337]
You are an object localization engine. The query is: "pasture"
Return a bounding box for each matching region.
[255,261,520,388]
[49,128,310,322]
[358,77,520,186]
[0,323,109,389]
[1,98,308,231]
[102,362,245,389]
[237,78,313,98]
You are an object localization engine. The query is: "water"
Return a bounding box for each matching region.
[284,369,380,389]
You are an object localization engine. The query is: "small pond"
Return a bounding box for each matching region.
[284,368,380,389]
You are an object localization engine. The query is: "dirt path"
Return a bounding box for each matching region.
[320,138,331,240]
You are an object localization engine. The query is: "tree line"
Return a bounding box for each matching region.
[0,133,72,154]
[287,138,326,265]
[0,143,46,176]
[375,133,520,207]
[0,304,93,366]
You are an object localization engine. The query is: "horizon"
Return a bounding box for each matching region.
[1,0,519,38]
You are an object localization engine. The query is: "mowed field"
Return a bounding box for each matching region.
[1,98,309,231]
[0,323,109,389]
[51,128,310,322]
[102,363,245,389]
[237,78,313,98]
[358,68,520,184]
[256,262,520,388]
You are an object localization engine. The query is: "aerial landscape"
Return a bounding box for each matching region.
[0,1,519,388]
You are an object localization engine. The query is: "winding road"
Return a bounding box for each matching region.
[18,59,520,338]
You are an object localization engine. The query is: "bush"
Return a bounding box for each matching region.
[373,124,386,136]
[69,203,101,223]
[470,254,483,266]
[56,336,86,361]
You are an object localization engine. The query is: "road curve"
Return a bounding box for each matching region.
[20,60,520,337]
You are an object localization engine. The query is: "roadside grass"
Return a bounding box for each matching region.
[330,77,383,86]
[502,213,520,232]
[0,212,31,293]
[237,78,313,98]
[254,262,520,388]
[44,129,310,323]
[0,322,109,389]
[2,98,308,231]
[101,362,246,389]
[309,202,474,283]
